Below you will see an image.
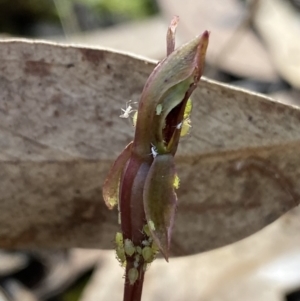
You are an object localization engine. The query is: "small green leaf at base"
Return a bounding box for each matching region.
[143,154,178,261]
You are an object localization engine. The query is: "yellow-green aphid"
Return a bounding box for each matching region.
[128,267,139,285]
[173,174,180,189]
[124,239,135,256]
[136,246,142,254]
[115,232,126,265]
[180,117,191,137]
[143,224,151,237]
[115,232,123,246]
[156,104,163,115]
[133,253,140,268]
[176,98,192,137]
[142,246,154,263]
[116,246,126,265]
[151,242,159,254]
[148,220,156,231]
[184,98,192,119]
[132,111,138,127]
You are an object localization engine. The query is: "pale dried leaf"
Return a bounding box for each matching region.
[271,90,300,107]
[2,280,38,301]
[52,17,168,60]
[0,251,28,276]
[33,249,102,299]
[80,207,300,301]
[0,40,299,255]
[0,288,9,301]
[254,0,300,88]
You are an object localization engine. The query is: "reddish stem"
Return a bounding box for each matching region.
[123,262,145,301]
[120,154,150,301]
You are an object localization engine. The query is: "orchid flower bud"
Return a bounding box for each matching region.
[103,17,209,298]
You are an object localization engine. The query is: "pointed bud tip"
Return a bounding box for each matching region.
[160,245,169,262]
[170,15,179,29]
[202,30,210,38]
[197,30,210,45]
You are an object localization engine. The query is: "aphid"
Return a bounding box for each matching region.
[136,246,142,254]
[143,224,151,237]
[132,111,138,126]
[151,242,159,253]
[173,174,180,189]
[115,232,123,247]
[133,254,140,268]
[128,268,139,285]
[150,143,158,158]
[116,246,126,265]
[142,239,150,246]
[183,98,192,119]
[156,104,163,115]
[120,100,136,118]
[124,239,135,256]
[148,220,156,231]
[142,246,154,263]
[115,232,126,265]
[175,117,191,136]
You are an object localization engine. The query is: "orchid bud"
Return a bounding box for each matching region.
[103,16,209,301]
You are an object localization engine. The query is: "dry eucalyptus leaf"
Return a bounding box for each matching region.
[270,90,300,107]
[0,40,299,256]
[80,207,300,301]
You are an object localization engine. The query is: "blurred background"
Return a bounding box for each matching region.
[0,0,159,36]
[0,0,300,300]
[1,0,299,104]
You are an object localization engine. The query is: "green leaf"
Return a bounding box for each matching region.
[133,31,209,155]
[103,142,133,209]
[143,154,177,261]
